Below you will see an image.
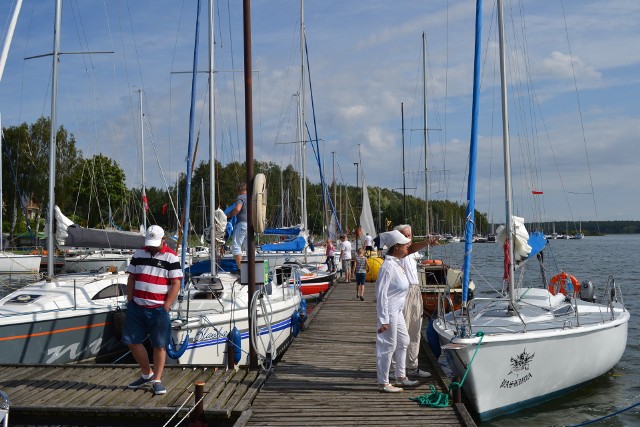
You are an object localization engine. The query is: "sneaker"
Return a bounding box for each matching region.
[394,377,420,387]
[410,368,432,378]
[360,296,364,301]
[128,375,154,389]
[378,384,403,393]
[152,381,166,395]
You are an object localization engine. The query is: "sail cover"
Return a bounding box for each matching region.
[359,176,377,239]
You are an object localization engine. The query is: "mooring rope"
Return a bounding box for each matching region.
[448,331,484,393]
[409,384,449,408]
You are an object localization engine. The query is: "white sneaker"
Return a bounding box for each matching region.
[410,368,432,378]
[379,384,403,393]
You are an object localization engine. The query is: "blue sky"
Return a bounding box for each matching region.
[1,0,638,224]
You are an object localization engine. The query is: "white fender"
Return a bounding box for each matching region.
[252,173,267,233]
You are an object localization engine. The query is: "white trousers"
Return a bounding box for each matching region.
[390,284,423,372]
[376,309,409,385]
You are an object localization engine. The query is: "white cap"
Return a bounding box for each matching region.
[145,225,165,247]
[380,230,410,248]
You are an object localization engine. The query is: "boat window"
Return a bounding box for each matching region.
[92,283,128,300]
[6,294,43,304]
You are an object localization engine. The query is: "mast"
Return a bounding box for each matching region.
[139,89,147,231]
[242,0,258,370]
[46,0,62,279]
[208,0,217,274]
[462,0,482,304]
[300,0,307,231]
[401,102,406,222]
[497,0,516,304]
[422,31,430,253]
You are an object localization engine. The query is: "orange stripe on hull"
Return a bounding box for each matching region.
[0,322,109,342]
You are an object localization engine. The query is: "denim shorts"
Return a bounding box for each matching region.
[355,272,366,285]
[122,301,171,348]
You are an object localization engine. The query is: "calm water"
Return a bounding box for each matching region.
[1,236,638,425]
[429,235,640,426]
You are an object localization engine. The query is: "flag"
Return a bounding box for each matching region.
[142,195,149,211]
[531,190,543,195]
[162,203,167,215]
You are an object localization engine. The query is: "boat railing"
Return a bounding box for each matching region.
[600,276,625,320]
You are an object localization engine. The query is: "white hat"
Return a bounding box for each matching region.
[145,225,165,247]
[380,230,410,248]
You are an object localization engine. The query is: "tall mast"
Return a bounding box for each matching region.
[208,0,217,274]
[300,0,307,230]
[139,89,147,231]
[462,0,483,305]
[497,0,516,303]
[422,31,430,251]
[46,0,62,279]
[401,102,406,222]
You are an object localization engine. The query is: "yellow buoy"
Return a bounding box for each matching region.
[366,256,384,282]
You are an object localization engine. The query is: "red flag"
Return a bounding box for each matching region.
[162,203,167,215]
[531,190,543,195]
[142,195,149,211]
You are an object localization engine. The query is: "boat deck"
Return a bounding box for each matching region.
[0,274,476,426]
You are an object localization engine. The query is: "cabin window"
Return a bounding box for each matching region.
[92,283,128,300]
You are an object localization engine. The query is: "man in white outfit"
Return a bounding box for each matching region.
[390,224,435,379]
[375,230,418,392]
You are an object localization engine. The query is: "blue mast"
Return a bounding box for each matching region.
[180,0,202,291]
[462,0,482,304]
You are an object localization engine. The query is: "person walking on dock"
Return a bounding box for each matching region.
[325,239,336,272]
[375,230,418,393]
[391,224,435,379]
[353,248,369,300]
[122,225,182,395]
[339,234,352,282]
[363,232,374,257]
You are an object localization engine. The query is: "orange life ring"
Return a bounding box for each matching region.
[421,259,443,266]
[548,272,580,296]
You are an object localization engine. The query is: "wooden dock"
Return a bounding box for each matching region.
[0,363,263,425]
[236,278,476,426]
[0,277,476,426]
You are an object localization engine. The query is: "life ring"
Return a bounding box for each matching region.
[549,272,580,296]
[252,173,267,233]
[421,259,443,266]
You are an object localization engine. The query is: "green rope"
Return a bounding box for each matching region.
[448,331,485,393]
[409,384,449,408]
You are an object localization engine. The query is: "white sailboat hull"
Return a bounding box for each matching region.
[433,289,629,420]
[0,252,41,275]
[169,275,301,366]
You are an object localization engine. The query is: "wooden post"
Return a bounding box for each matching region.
[188,381,207,427]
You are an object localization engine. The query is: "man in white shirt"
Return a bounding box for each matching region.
[339,235,353,282]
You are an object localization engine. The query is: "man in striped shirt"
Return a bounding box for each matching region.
[123,225,182,395]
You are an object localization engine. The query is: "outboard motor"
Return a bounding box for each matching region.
[580,280,595,302]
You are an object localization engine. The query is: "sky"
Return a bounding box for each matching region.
[0,0,638,225]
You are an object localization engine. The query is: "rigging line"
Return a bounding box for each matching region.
[225,0,241,156]
[560,0,599,230]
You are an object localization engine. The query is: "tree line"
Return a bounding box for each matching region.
[5,117,636,247]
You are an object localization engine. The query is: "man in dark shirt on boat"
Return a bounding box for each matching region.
[227,182,248,271]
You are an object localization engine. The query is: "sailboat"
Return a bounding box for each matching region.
[432,0,629,420]
[166,0,302,367]
[0,0,131,364]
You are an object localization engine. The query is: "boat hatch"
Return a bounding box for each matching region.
[6,294,44,304]
[552,304,575,317]
[192,276,223,292]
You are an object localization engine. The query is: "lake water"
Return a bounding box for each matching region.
[428,234,640,426]
[1,236,638,425]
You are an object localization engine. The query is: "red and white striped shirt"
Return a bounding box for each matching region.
[127,244,183,308]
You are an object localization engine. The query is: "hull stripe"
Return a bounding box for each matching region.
[0,322,109,342]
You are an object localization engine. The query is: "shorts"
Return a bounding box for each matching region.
[355,272,366,285]
[231,222,248,255]
[122,301,171,348]
[342,259,351,272]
